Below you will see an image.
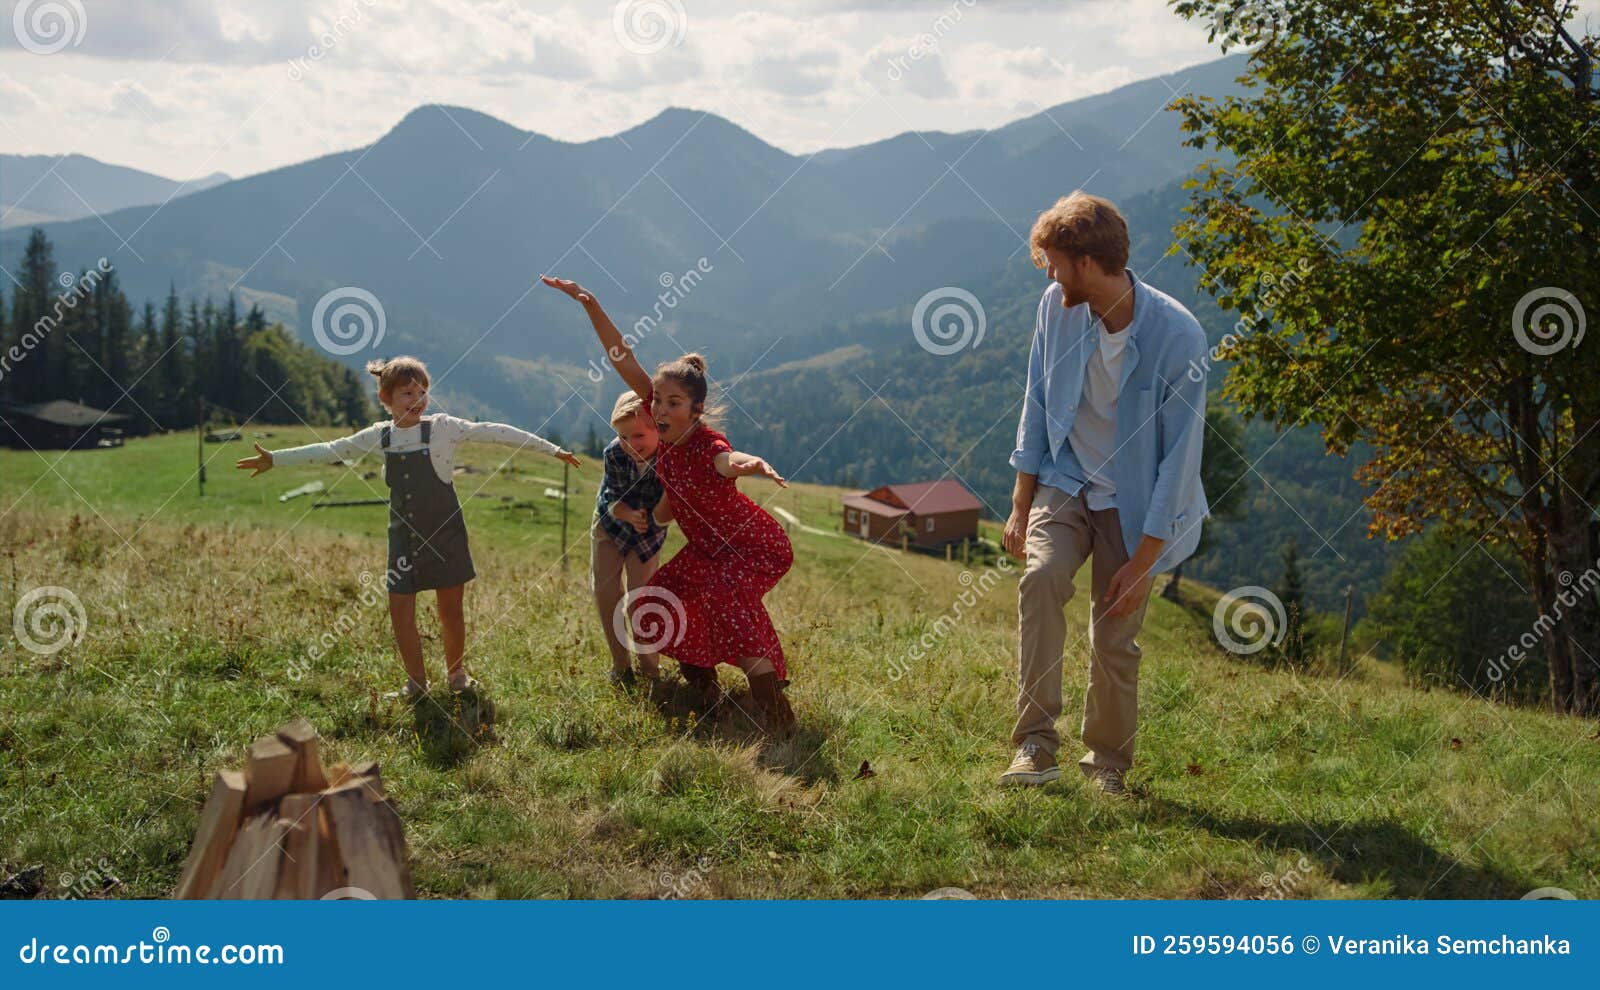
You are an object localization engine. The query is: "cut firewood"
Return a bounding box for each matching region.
[173,719,411,900]
[243,734,297,811]
[216,811,287,900]
[273,793,323,900]
[274,718,329,794]
[322,786,413,899]
[326,759,383,796]
[173,770,246,900]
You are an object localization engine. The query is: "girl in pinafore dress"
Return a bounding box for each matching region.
[235,356,580,699]
[543,275,797,733]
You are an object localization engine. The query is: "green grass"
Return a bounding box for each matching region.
[1,429,1597,899]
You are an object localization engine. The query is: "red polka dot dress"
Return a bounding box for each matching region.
[645,419,794,678]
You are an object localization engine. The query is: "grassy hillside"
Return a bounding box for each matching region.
[1,431,1596,899]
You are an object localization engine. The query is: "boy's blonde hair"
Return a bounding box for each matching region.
[1028,191,1129,275]
[610,390,647,427]
[365,355,430,397]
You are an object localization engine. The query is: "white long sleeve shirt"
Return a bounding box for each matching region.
[1065,319,1130,511]
[270,413,565,485]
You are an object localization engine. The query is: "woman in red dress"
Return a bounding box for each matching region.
[542,275,796,733]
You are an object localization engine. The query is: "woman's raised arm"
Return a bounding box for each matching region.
[541,275,653,402]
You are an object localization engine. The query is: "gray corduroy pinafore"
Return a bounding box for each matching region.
[382,417,476,594]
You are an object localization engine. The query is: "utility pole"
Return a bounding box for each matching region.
[560,460,569,570]
[197,396,205,498]
[1338,584,1355,673]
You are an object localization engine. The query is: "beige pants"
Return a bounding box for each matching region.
[1013,484,1152,771]
[590,520,660,671]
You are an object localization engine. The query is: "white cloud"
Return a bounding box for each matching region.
[1,0,1232,178]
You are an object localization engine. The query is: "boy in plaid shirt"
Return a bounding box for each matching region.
[592,391,668,685]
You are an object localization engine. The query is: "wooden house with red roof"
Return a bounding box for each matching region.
[841,479,982,548]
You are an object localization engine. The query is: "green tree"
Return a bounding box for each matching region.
[1170,0,1600,712]
[1366,525,1547,702]
[10,228,58,403]
[1273,541,1314,669]
[157,284,188,429]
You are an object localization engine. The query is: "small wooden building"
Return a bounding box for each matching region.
[0,399,128,450]
[842,480,982,548]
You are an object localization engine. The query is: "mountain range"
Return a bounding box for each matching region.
[1,154,229,230]
[1,53,1399,608]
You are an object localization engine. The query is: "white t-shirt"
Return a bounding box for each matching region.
[1066,319,1129,511]
[270,413,565,485]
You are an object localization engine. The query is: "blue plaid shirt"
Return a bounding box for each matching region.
[594,437,667,560]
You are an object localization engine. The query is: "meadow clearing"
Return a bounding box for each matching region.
[1,429,1596,899]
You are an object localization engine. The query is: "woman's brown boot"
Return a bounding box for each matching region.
[680,664,726,718]
[747,671,797,736]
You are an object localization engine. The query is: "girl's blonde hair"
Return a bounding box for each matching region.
[365,355,430,397]
[610,390,647,426]
[654,352,723,427]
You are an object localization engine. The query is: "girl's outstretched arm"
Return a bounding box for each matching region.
[236,442,274,476]
[236,424,385,476]
[715,450,788,487]
[441,414,581,468]
[540,275,653,402]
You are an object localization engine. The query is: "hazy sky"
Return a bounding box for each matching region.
[0,0,1239,181]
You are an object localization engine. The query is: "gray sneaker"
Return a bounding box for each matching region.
[1082,764,1128,796]
[1000,742,1060,786]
